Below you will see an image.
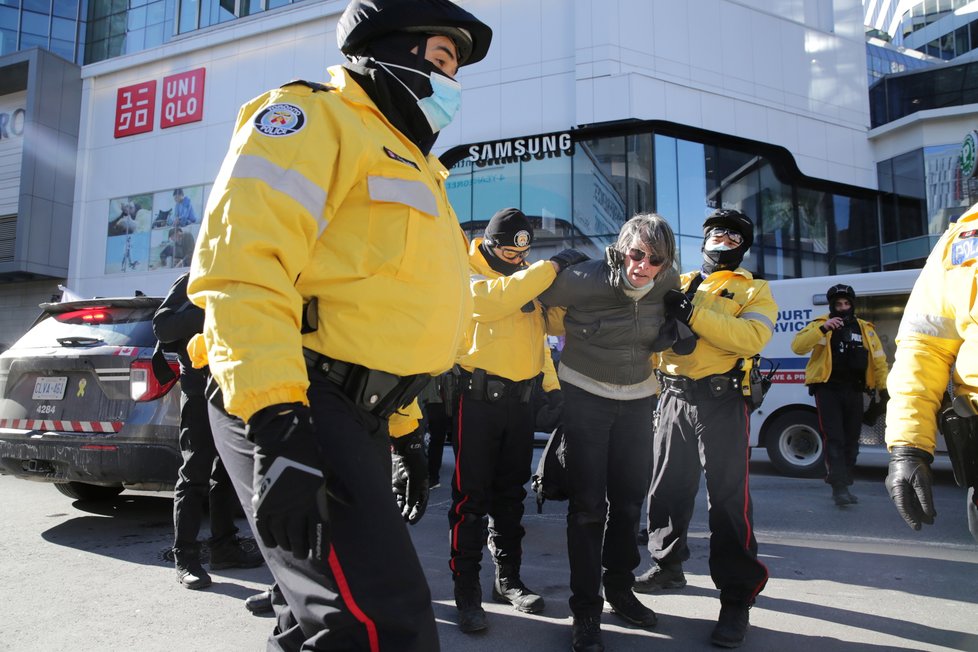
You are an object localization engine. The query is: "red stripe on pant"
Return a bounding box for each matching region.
[740,399,768,602]
[449,393,466,575]
[327,547,380,652]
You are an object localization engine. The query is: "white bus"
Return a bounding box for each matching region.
[753,268,950,476]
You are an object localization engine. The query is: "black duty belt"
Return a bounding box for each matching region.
[302,348,429,419]
[658,370,742,400]
[459,368,534,404]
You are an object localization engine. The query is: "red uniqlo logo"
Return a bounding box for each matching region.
[160,68,206,129]
[114,81,157,138]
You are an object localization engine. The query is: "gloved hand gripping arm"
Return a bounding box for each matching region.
[550,249,590,272]
[663,289,694,325]
[247,403,329,561]
[391,428,429,524]
[885,446,937,531]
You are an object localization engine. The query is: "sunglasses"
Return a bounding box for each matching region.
[706,227,744,245]
[626,248,666,266]
[498,246,530,261]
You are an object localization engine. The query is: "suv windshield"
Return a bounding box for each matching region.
[9,306,158,350]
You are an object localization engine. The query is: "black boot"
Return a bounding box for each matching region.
[492,565,545,614]
[173,544,212,590]
[209,536,265,570]
[571,615,604,652]
[454,578,488,633]
[604,587,657,628]
[832,484,854,506]
[244,588,274,614]
[634,562,686,593]
[711,601,750,648]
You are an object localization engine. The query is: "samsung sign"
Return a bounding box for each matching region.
[467,132,573,166]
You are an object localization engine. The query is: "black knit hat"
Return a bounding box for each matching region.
[484,208,533,248]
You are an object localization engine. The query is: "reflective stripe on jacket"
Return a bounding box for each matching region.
[791,315,889,389]
[885,210,978,454]
[658,268,777,380]
[188,66,471,422]
[457,237,560,389]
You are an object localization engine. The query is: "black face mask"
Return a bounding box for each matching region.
[480,241,524,276]
[343,33,440,154]
[830,305,855,322]
[701,243,745,274]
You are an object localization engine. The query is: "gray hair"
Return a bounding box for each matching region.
[615,213,676,269]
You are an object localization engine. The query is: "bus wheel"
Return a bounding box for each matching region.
[764,410,824,478]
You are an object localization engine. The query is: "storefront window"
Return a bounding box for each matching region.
[757,163,794,279]
[445,123,921,279]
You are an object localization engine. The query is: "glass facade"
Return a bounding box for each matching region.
[0,0,83,63]
[876,143,971,268]
[865,41,937,87]
[83,0,306,64]
[445,124,889,280]
[869,60,978,128]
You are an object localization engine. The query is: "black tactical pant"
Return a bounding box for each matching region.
[209,376,438,652]
[812,382,864,487]
[172,390,238,549]
[648,381,768,606]
[425,400,452,485]
[448,385,534,581]
[562,383,653,618]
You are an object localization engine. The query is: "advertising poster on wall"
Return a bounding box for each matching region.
[105,185,207,274]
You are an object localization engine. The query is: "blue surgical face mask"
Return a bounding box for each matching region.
[377,61,462,132]
[704,241,735,252]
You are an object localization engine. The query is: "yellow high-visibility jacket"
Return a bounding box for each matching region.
[188,66,471,422]
[458,238,560,391]
[886,209,978,454]
[791,315,889,389]
[658,268,777,380]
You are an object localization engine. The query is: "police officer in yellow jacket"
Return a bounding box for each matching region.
[791,284,889,506]
[449,208,583,633]
[187,1,492,650]
[885,207,978,544]
[636,209,776,649]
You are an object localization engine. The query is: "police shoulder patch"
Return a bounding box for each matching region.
[253,103,306,137]
[951,236,978,265]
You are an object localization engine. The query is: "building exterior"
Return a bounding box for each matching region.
[0,0,963,344]
[67,0,903,304]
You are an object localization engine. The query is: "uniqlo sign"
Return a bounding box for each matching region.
[114,81,156,138]
[161,68,206,129]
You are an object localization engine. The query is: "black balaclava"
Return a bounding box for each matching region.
[827,285,856,322]
[344,32,442,154]
[829,298,855,321]
[480,208,533,276]
[701,235,747,275]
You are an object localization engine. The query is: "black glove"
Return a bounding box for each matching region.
[247,403,329,561]
[391,428,429,524]
[550,248,590,272]
[663,289,694,324]
[885,446,936,531]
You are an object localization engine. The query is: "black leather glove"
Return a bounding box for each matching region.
[247,403,329,561]
[550,248,590,272]
[391,428,429,524]
[885,446,936,531]
[663,289,694,324]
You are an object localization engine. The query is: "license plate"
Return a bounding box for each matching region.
[32,376,68,401]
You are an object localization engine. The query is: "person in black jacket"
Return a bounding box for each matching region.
[153,272,263,589]
[538,213,688,652]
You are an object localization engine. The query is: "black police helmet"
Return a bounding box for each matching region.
[702,209,754,250]
[337,0,492,67]
[826,283,856,306]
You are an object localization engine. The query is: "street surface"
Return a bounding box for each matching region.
[1,451,975,652]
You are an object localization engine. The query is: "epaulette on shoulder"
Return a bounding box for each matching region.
[281,80,335,93]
